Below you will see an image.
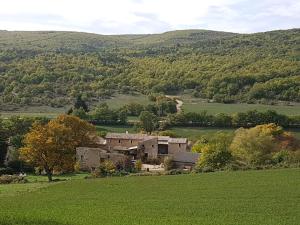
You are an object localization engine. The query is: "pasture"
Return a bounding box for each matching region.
[0,168,299,225]
[96,125,300,140]
[1,94,300,118]
[181,98,300,116]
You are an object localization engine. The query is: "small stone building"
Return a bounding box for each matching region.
[76,132,198,170]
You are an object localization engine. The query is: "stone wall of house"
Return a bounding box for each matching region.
[141,138,158,159]
[168,143,187,155]
[106,138,141,150]
[76,147,125,170]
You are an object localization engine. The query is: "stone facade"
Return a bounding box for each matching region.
[76,132,198,170]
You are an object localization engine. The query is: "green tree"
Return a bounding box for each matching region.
[139,111,158,134]
[195,133,232,170]
[74,95,88,112]
[20,115,95,181]
[230,126,277,165]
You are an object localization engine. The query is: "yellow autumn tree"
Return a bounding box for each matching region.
[20,115,95,181]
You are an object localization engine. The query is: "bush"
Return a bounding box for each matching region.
[0,175,28,184]
[7,160,34,173]
[0,167,14,175]
[199,166,215,173]
[163,169,184,175]
[144,157,162,165]
[134,160,142,172]
[74,161,81,173]
[115,156,134,172]
[163,157,174,171]
[98,160,116,177]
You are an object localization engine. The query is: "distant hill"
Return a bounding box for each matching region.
[0,29,299,108]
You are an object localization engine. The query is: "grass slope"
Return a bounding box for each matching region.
[0,169,299,225]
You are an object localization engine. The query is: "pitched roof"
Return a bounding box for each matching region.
[105,133,187,144]
[106,133,148,140]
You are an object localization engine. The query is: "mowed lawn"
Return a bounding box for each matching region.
[0,169,299,225]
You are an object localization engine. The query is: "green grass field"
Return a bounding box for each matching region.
[0,106,69,118]
[0,169,299,225]
[96,125,300,140]
[182,99,300,116]
[102,94,151,109]
[1,94,300,118]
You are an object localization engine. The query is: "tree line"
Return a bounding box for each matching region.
[166,110,300,128]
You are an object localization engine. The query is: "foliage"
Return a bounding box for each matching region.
[0,116,49,166]
[139,111,158,134]
[98,160,116,177]
[7,160,34,173]
[230,124,300,166]
[90,103,127,125]
[163,157,174,171]
[0,29,299,109]
[195,133,233,170]
[0,167,13,175]
[0,175,28,184]
[20,115,95,181]
[167,110,300,128]
[74,95,89,112]
[134,160,142,172]
[115,156,134,172]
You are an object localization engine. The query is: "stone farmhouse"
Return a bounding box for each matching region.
[76,132,199,170]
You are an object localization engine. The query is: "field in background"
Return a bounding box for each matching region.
[102,94,151,109]
[0,106,69,119]
[0,169,299,225]
[1,94,300,118]
[180,95,300,116]
[96,125,300,140]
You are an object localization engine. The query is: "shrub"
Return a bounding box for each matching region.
[0,175,28,184]
[196,144,232,171]
[164,169,184,175]
[0,167,14,176]
[99,160,116,177]
[199,166,215,173]
[134,160,142,172]
[7,160,34,173]
[74,161,81,173]
[144,157,162,165]
[115,156,134,172]
[272,150,291,164]
[163,157,174,171]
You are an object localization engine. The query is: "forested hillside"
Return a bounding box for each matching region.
[0,29,299,108]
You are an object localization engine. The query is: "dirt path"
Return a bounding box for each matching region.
[175,99,183,113]
[166,95,183,113]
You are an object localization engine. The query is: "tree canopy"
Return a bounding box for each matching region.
[20,115,95,181]
[0,29,299,109]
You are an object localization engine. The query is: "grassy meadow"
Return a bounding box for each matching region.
[2,93,300,118]
[0,168,299,225]
[181,96,300,116]
[95,124,300,140]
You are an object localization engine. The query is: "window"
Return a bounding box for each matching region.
[131,140,133,144]
[152,145,154,148]
[118,140,121,143]
[80,155,84,161]
[179,144,181,148]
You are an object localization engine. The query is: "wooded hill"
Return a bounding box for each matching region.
[0,29,299,108]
